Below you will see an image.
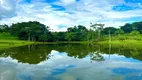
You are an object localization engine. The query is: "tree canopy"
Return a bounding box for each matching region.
[1,21,142,42]
[121,22,142,33]
[10,21,51,41]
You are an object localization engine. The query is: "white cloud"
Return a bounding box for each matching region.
[0,2,75,31]
[60,0,76,5]
[0,0,142,31]
[138,3,142,8]
[1,50,142,80]
[0,0,16,19]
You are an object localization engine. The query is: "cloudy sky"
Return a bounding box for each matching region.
[0,0,142,31]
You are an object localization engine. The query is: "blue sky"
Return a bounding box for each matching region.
[0,0,142,31]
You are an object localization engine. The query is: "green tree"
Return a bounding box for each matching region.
[67,25,88,33]
[87,30,94,41]
[130,30,140,40]
[0,24,10,32]
[10,21,50,41]
[103,27,118,35]
[121,23,133,33]
[115,29,124,37]
[52,32,66,41]
[66,25,88,41]
[65,32,79,41]
[90,23,104,41]
[39,34,49,42]
[121,21,142,33]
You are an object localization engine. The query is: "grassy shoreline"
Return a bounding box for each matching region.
[1,38,142,50]
[97,40,142,49]
[0,39,35,50]
[0,33,35,50]
[0,40,90,50]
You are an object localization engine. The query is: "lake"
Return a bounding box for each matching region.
[0,43,142,80]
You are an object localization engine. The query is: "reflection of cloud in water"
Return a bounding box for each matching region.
[126,75,142,80]
[0,64,16,80]
[113,68,142,80]
[0,50,142,80]
[113,67,142,75]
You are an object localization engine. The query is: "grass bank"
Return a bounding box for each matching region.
[0,39,34,50]
[98,40,142,49]
[97,34,142,49]
[0,33,34,50]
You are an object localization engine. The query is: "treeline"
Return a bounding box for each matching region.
[0,21,142,42]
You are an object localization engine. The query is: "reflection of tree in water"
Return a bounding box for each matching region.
[0,44,104,64]
[0,45,52,64]
[0,43,142,64]
[100,44,142,61]
[90,51,105,62]
[130,48,140,57]
[58,44,105,62]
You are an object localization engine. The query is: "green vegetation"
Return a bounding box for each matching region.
[0,33,33,49]
[98,40,142,49]
[0,33,17,40]
[0,39,33,49]
[1,43,142,64]
[1,21,142,48]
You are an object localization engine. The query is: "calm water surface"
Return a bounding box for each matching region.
[0,44,142,80]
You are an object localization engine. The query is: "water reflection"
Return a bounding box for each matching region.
[0,43,142,80]
[0,43,142,64]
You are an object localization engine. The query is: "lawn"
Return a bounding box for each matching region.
[0,33,34,49]
[98,34,142,49]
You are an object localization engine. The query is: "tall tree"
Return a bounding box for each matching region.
[90,23,105,41]
[115,29,124,37]
[66,25,88,41]
[121,23,132,33]
[10,21,50,41]
[103,27,118,35]
[130,30,140,40]
[0,24,9,32]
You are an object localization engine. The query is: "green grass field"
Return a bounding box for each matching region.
[0,33,34,50]
[98,34,142,49]
[102,34,142,41]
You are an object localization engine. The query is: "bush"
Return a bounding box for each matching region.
[119,37,125,41]
[135,37,141,41]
